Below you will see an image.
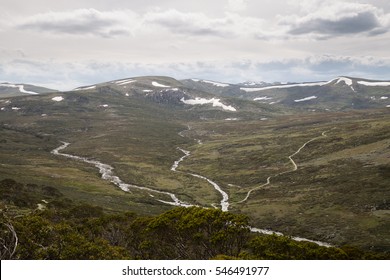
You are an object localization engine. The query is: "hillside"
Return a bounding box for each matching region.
[0,75,389,258]
[3,191,386,260]
[181,76,390,111]
[0,83,57,98]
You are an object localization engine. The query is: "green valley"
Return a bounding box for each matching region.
[1,76,389,259]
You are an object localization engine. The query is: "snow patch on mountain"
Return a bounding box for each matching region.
[0,83,39,95]
[336,77,353,86]
[181,97,237,111]
[240,82,326,92]
[294,96,317,102]
[254,96,273,101]
[335,77,356,92]
[51,96,64,102]
[241,81,269,86]
[152,81,170,88]
[357,81,390,86]
[201,80,230,87]
[161,88,180,92]
[74,85,96,91]
[115,79,136,85]
[191,79,230,87]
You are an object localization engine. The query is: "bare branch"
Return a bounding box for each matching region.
[0,222,18,260]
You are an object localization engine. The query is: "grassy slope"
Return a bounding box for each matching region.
[180,110,390,251]
[0,89,192,215]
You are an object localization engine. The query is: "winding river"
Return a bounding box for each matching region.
[171,147,229,211]
[51,129,333,247]
[51,142,194,208]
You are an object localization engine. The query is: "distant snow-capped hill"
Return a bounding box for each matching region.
[179,76,390,110]
[0,82,57,97]
[8,75,386,114]
[239,76,390,93]
[237,76,390,111]
[70,76,239,111]
[70,75,390,112]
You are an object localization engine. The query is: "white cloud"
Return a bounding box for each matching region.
[13,7,269,39]
[16,9,138,38]
[143,9,232,37]
[143,9,269,39]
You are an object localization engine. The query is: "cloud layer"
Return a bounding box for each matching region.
[16,8,267,39]
[1,0,389,88]
[1,55,389,91]
[144,9,233,37]
[13,1,390,40]
[17,9,136,38]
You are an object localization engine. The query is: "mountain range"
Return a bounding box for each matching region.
[2,76,389,113]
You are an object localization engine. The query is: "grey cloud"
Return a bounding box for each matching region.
[282,1,390,39]
[16,8,237,39]
[16,9,133,38]
[289,11,381,36]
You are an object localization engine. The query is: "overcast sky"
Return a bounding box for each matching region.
[1,0,390,90]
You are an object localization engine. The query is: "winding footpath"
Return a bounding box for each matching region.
[51,142,194,208]
[237,130,329,204]
[243,130,332,247]
[171,128,331,247]
[287,131,329,172]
